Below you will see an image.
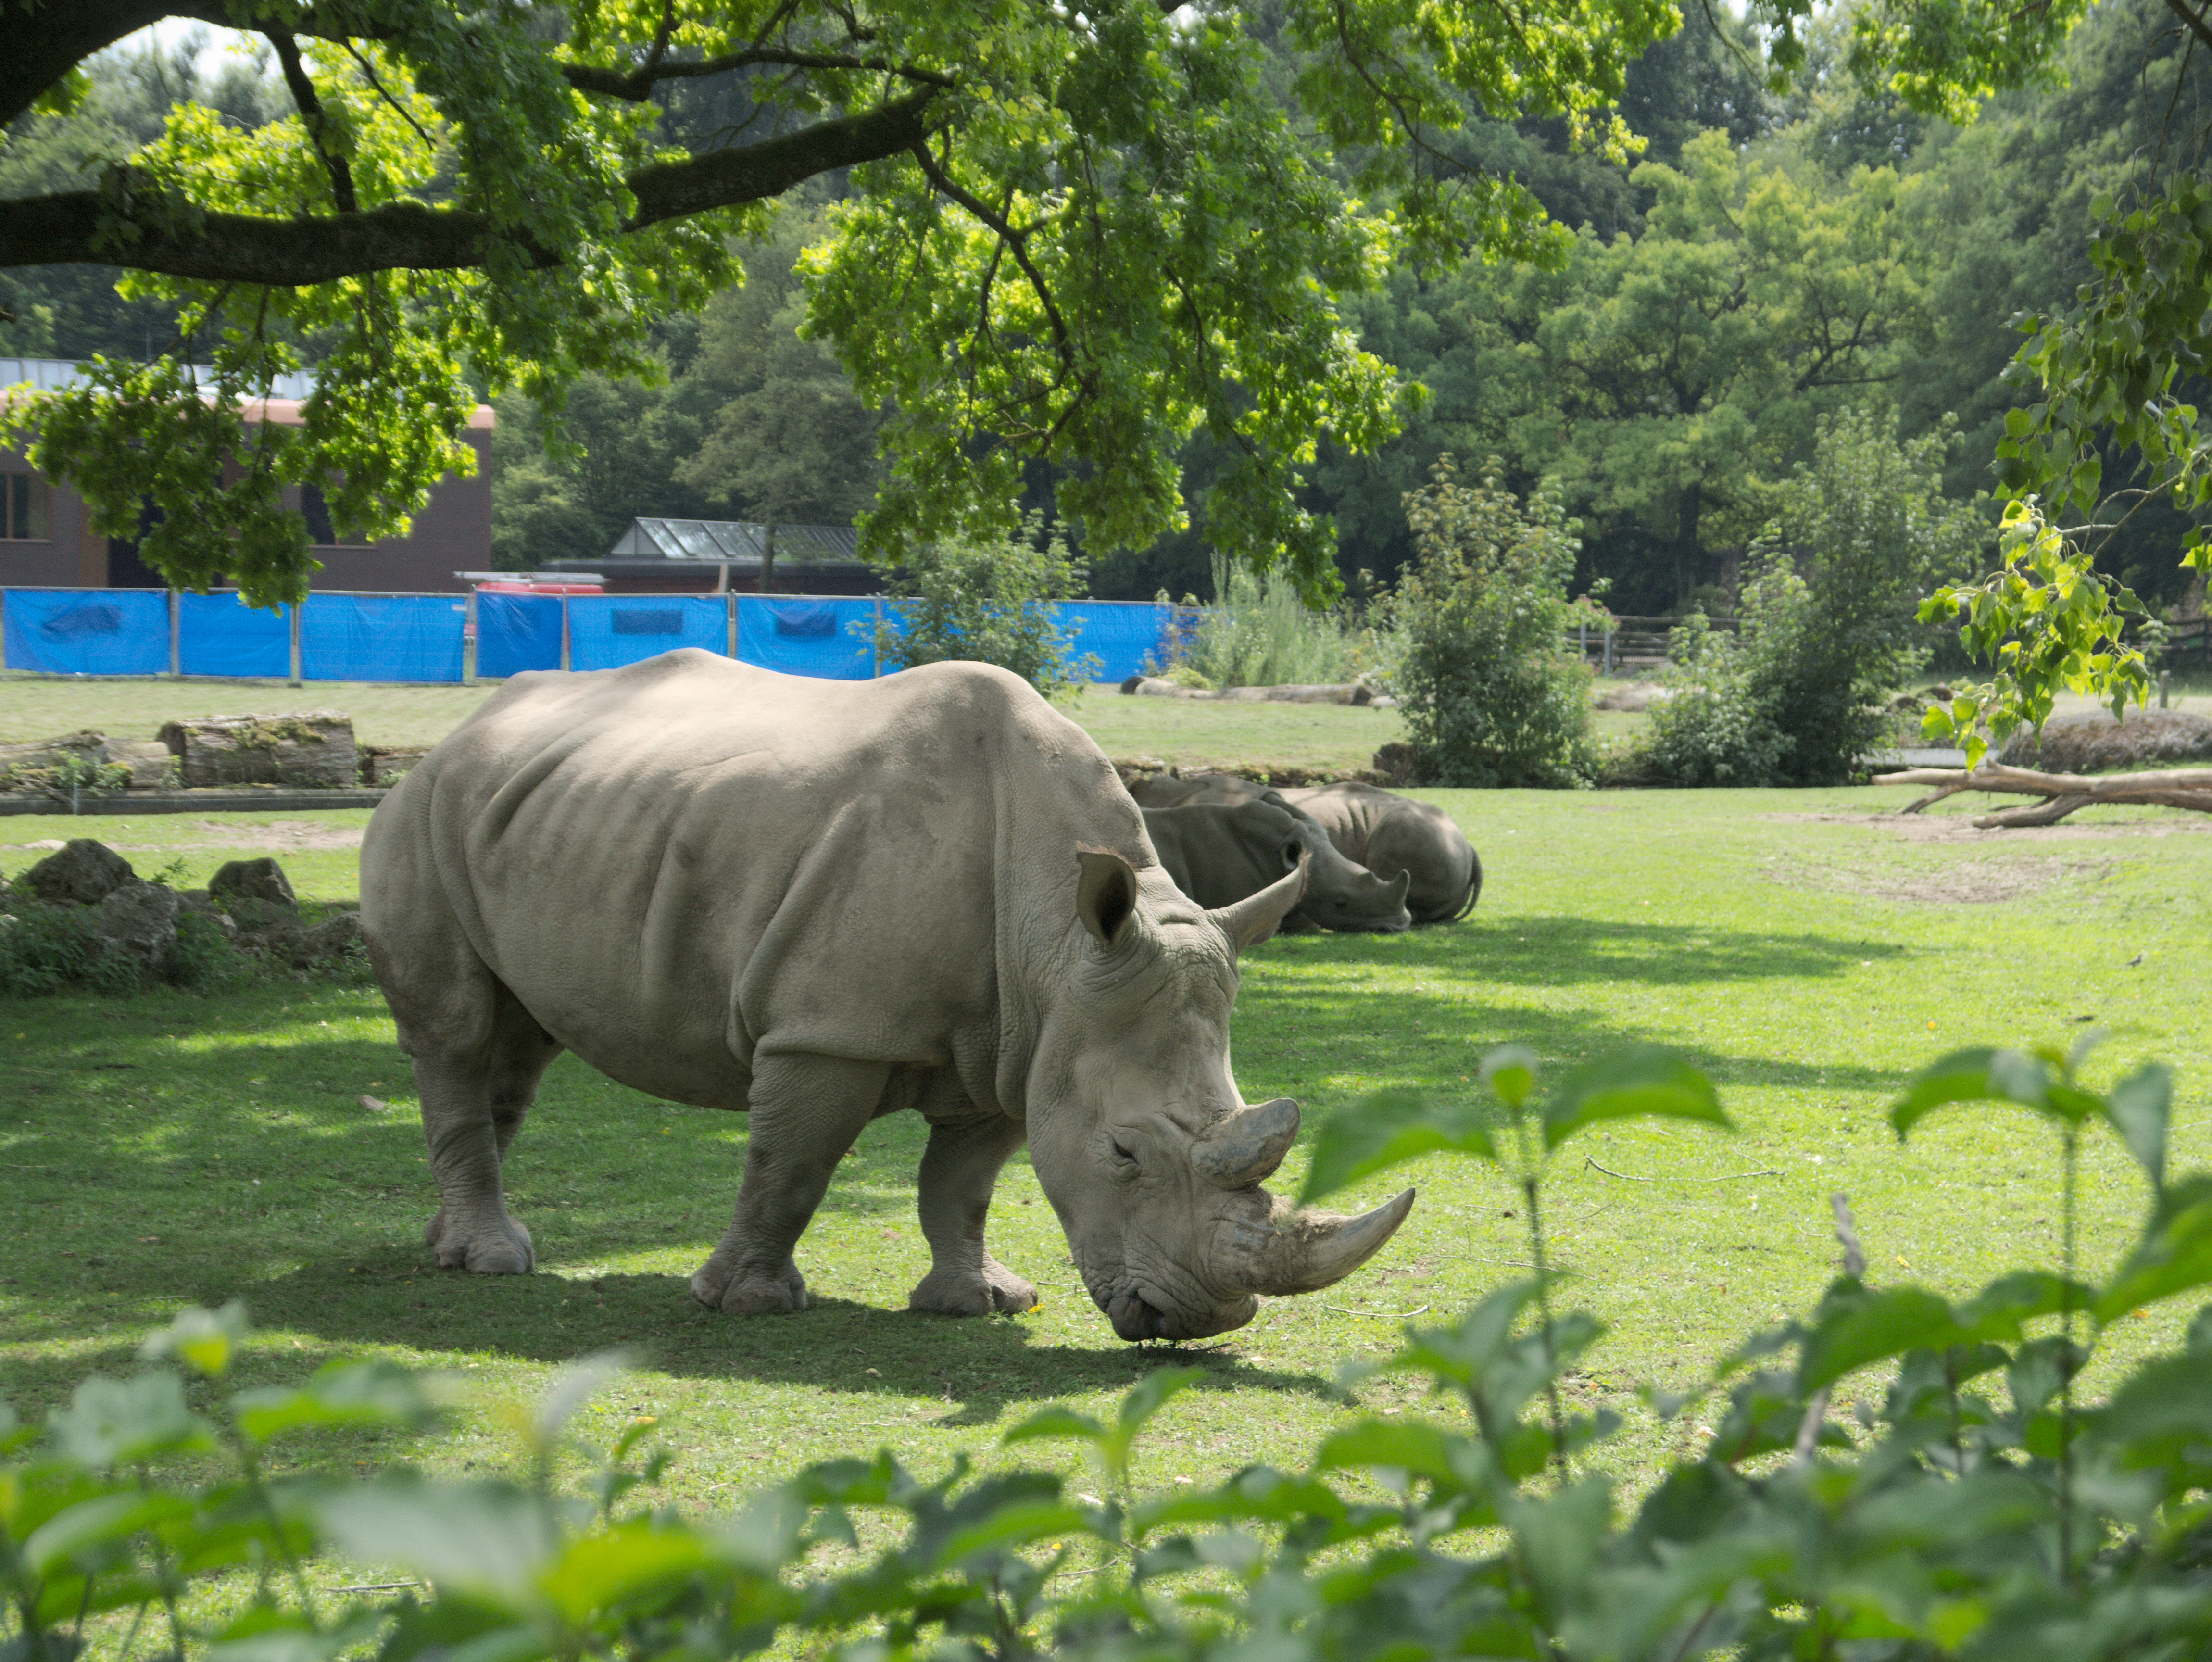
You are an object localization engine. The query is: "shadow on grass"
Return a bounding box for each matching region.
[1259,912,1894,990]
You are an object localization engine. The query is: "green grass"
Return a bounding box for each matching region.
[6,783,2211,1518]
[0,677,1406,775]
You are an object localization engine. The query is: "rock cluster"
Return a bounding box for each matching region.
[0,714,428,798]
[1,838,364,983]
[1998,708,2212,773]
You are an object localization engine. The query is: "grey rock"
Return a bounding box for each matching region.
[93,881,181,980]
[226,895,300,937]
[25,839,136,906]
[295,911,364,962]
[176,890,239,940]
[210,857,297,912]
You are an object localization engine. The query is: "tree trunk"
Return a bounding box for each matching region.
[158,712,359,788]
[1673,481,1704,611]
[761,519,778,595]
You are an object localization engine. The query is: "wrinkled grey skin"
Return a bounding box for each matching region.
[1132,774,1480,924]
[1141,801,1411,934]
[360,652,1413,1343]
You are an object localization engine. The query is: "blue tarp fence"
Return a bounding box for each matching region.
[0,588,1174,684]
[178,591,289,680]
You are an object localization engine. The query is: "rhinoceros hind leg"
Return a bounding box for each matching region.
[409,985,561,1276]
[691,1052,888,1315]
[909,1113,1037,1316]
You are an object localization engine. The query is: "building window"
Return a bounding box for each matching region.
[301,482,338,546]
[3,472,51,541]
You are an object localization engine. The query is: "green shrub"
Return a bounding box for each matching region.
[1646,411,1986,786]
[8,1039,2212,1662]
[876,513,1098,698]
[0,903,141,998]
[1387,456,1596,787]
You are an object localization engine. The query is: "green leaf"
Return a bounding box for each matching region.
[1888,1046,2098,1136]
[315,1478,558,1609]
[2096,1174,2212,1322]
[1296,1090,1499,1206]
[139,1301,249,1379]
[1798,1284,1964,1392]
[2100,1064,2171,1187]
[1479,1045,1539,1109]
[999,1406,1106,1451]
[22,1491,197,1577]
[541,1520,714,1623]
[1540,1046,1729,1152]
[1311,1418,1493,1497]
[230,1360,436,1444]
[1115,1367,1206,1446]
[47,1373,214,1469]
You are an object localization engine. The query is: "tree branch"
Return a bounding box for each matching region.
[560,46,954,101]
[2157,0,2212,50]
[0,88,941,285]
[267,31,359,214]
[908,139,1073,365]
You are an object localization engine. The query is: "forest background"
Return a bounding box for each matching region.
[4,0,2207,617]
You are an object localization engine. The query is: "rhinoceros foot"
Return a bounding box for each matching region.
[909,1256,1039,1317]
[424,1205,534,1274]
[690,1256,807,1314]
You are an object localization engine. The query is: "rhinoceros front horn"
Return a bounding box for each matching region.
[1230,1188,1418,1297]
[1194,1097,1301,1188]
[1383,869,1411,907]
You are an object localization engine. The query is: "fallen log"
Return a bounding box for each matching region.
[158,712,358,788]
[1876,761,2212,828]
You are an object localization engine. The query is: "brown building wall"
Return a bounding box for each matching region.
[304,424,491,594]
[0,435,98,589]
[2,406,492,594]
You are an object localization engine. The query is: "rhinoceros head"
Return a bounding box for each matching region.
[1286,828,1412,934]
[1024,849,1415,1342]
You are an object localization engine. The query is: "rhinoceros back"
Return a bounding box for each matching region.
[362,652,1142,1109]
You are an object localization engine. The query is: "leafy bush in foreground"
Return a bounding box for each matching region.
[7,1038,2212,1662]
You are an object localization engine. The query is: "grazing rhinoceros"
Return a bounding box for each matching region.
[360,652,1413,1343]
[1140,801,1411,934]
[1132,774,1480,924]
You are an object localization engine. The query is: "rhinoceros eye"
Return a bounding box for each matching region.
[1108,1134,1138,1168]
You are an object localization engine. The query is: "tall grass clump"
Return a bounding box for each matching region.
[1154,553,1395,689]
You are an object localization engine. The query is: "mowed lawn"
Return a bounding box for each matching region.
[0,675,1408,774]
[3,688,2211,1515]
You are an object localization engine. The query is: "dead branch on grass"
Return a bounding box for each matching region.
[1880,762,2212,828]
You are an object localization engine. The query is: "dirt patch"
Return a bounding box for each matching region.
[1756,809,2212,844]
[1761,849,2110,905]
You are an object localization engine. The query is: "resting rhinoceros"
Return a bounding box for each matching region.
[1141,801,1411,933]
[360,652,1413,1342]
[1132,774,1480,924]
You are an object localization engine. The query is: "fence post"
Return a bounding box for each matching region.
[872,597,884,678]
[560,596,571,672]
[1602,625,1613,677]
[464,588,478,686]
[726,591,738,660]
[288,600,303,686]
[1579,619,1588,664]
[169,590,181,678]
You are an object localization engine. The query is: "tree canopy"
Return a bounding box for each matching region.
[0,0,1689,605]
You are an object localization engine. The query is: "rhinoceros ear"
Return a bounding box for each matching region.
[1209,854,1307,952]
[1075,849,1140,946]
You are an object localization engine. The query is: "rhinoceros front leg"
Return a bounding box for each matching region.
[416,995,563,1275]
[692,1052,889,1314]
[909,1113,1040,1316]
